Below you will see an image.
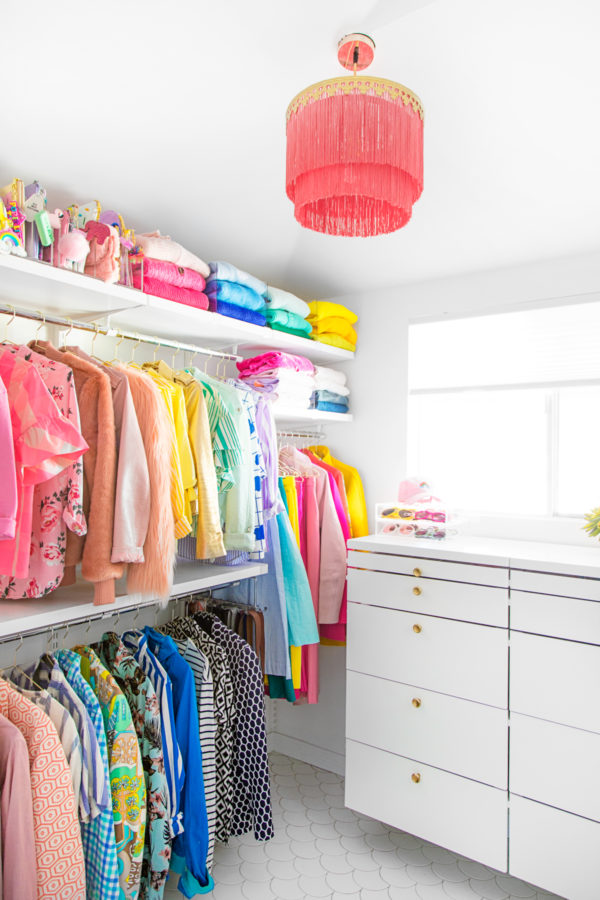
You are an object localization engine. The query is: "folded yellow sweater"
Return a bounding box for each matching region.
[311,332,356,352]
[308,300,358,324]
[308,316,357,345]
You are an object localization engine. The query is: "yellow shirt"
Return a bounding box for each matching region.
[311,333,356,352]
[308,316,357,346]
[139,363,194,538]
[309,446,369,538]
[308,300,358,324]
[175,371,226,560]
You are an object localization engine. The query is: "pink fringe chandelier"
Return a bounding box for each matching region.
[285,34,424,237]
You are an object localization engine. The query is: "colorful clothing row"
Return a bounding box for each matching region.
[4,610,272,899]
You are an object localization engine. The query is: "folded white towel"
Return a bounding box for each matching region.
[266,286,311,318]
[314,365,347,386]
[313,381,350,397]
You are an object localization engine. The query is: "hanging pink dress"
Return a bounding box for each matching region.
[0,378,17,541]
[0,349,88,582]
[0,346,87,599]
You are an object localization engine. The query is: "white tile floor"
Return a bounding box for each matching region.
[164,752,563,900]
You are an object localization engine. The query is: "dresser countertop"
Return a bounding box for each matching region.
[347,534,600,578]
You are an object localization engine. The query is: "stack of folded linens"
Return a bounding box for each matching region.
[265,286,312,338]
[307,301,358,352]
[206,260,267,325]
[132,257,209,309]
[238,352,316,410]
[311,365,350,413]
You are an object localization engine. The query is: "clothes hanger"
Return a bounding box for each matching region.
[0,305,16,345]
[106,332,126,366]
[4,634,45,692]
[34,310,46,342]
[129,333,142,365]
[60,318,75,350]
[90,323,104,364]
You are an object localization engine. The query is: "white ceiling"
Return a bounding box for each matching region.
[3,0,599,299]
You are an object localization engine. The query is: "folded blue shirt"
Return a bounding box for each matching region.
[206,280,266,312]
[213,299,266,326]
[207,261,267,296]
[314,400,349,414]
[315,389,349,407]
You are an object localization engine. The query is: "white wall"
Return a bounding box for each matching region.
[272,248,600,771]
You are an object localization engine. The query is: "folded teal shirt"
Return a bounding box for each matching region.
[266,308,311,334]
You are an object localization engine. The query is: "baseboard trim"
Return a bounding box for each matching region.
[268,732,345,776]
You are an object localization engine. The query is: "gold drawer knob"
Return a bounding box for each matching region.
[413,624,422,634]
[412,773,421,784]
[413,586,422,596]
[413,567,422,577]
[412,698,422,708]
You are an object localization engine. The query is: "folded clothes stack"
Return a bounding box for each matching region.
[237,352,316,411]
[237,351,315,377]
[265,286,312,338]
[134,231,211,308]
[132,257,209,309]
[311,364,350,413]
[307,301,358,352]
[206,260,268,325]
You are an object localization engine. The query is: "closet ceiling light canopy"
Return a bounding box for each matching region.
[285,31,424,237]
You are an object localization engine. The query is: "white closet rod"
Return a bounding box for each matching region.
[277,429,324,440]
[0,302,242,363]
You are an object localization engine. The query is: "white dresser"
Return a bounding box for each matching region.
[345,534,600,900]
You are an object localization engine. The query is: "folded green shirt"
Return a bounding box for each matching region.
[266,307,312,334]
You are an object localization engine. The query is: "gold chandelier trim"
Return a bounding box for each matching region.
[286,76,424,122]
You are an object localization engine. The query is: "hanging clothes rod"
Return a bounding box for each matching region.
[0,302,242,363]
[277,429,324,440]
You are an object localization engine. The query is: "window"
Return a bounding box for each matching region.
[407,302,600,517]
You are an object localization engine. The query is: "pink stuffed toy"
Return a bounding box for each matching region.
[84,221,120,283]
[46,210,90,269]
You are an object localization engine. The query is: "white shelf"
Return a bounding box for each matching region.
[0,255,355,365]
[108,295,355,364]
[273,407,353,425]
[0,560,267,640]
[0,253,145,320]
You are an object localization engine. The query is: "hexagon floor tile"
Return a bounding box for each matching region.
[163,753,564,899]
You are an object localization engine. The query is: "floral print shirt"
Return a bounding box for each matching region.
[75,646,147,900]
[0,345,87,599]
[98,633,171,900]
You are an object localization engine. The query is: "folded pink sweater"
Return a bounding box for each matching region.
[133,258,206,291]
[132,272,209,310]
[237,351,315,377]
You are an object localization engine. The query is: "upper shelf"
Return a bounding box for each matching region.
[108,295,355,365]
[0,253,145,320]
[0,255,356,365]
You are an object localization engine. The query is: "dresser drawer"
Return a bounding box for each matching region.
[348,567,507,627]
[511,589,600,644]
[511,713,600,822]
[346,670,508,788]
[510,795,600,900]
[348,550,508,587]
[511,568,600,602]
[347,603,508,708]
[345,739,507,872]
[510,631,600,732]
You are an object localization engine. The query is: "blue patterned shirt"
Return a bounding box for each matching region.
[56,649,121,900]
[122,630,185,838]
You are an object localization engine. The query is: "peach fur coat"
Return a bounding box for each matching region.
[30,341,123,605]
[119,365,175,602]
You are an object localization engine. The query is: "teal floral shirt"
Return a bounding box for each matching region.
[98,633,171,900]
[75,646,146,900]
